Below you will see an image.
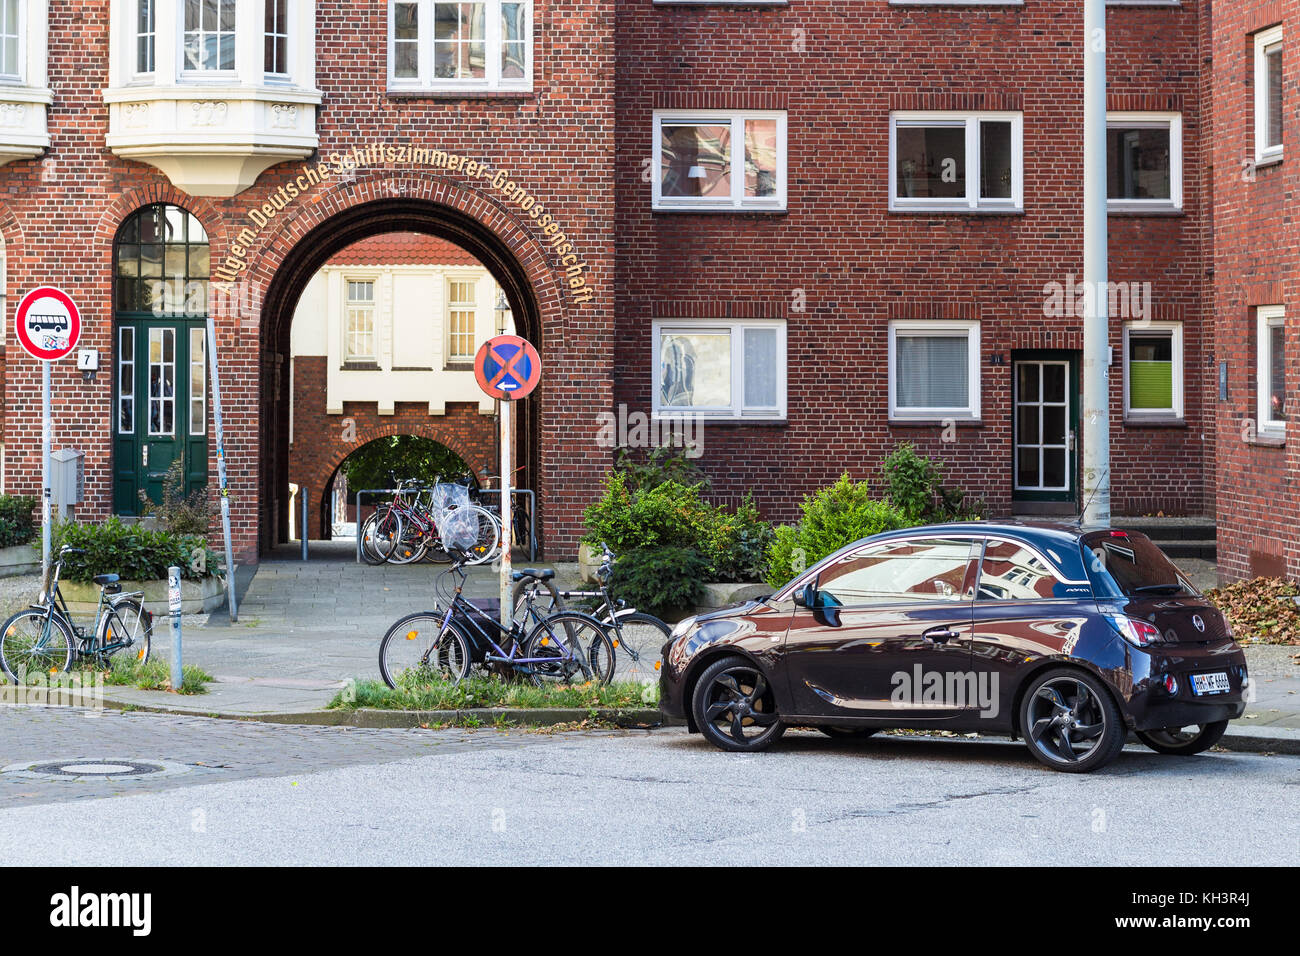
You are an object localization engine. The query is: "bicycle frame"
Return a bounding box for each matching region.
[34,558,145,658]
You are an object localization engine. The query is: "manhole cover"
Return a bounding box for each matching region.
[1,759,193,782]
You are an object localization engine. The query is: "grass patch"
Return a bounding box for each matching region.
[1204,576,1300,645]
[83,657,214,695]
[330,675,660,712]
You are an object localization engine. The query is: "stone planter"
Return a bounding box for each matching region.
[58,575,225,615]
[0,543,40,578]
[696,582,772,611]
[577,542,602,583]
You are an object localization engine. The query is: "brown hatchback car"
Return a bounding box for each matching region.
[659,522,1249,773]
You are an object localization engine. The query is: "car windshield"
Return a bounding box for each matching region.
[1080,531,1198,598]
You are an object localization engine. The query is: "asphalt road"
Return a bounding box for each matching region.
[1,707,1296,866]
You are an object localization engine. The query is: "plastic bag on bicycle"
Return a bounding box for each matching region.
[438,506,480,553]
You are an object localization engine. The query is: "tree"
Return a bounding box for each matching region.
[339,436,471,491]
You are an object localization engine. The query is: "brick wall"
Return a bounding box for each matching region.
[1210,0,1300,583]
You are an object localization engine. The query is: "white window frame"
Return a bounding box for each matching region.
[651,110,788,212]
[651,318,787,421]
[386,0,534,94]
[189,326,207,436]
[1255,26,1284,165]
[1122,320,1184,420]
[887,320,982,421]
[0,0,21,81]
[264,0,291,78]
[889,111,1023,213]
[1107,111,1183,212]
[343,276,379,363]
[1258,305,1286,435]
[135,0,156,77]
[180,0,239,77]
[445,274,478,363]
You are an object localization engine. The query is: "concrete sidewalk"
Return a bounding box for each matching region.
[33,549,1300,754]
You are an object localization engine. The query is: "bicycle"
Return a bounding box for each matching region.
[378,552,615,688]
[511,543,671,683]
[383,477,501,567]
[0,545,153,683]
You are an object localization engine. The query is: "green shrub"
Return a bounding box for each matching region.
[698,493,774,582]
[137,459,213,535]
[613,443,709,494]
[881,442,943,522]
[0,494,37,549]
[609,545,710,619]
[764,474,910,587]
[54,517,220,583]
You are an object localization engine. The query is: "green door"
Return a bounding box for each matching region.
[1011,351,1079,506]
[112,202,211,515]
[113,320,208,513]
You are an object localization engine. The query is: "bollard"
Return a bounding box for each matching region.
[167,566,183,693]
[301,486,309,561]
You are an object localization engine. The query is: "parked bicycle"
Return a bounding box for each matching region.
[360,476,501,567]
[378,552,615,688]
[511,543,671,683]
[0,546,153,683]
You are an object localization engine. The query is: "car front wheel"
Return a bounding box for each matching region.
[1136,720,1228,755]
[691,655,785,753]
[1020,668,1126,773]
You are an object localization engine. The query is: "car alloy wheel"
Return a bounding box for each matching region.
[1021,668,1125,773]
[1136,720,1228,756]
[691,656,785,753]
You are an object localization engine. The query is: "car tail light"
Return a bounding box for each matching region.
[1110,615,1161,647]
[1163,674,1178,695]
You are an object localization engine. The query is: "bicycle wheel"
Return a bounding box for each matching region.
[606,610,670,684]
[361,510,403,565]
[379,612,472,688]
[510,578,564,620]
[462,506,502,566]
[386,519,428,565]
[521,612,615,686]
[99,599,152,668]
[0,609,75,684]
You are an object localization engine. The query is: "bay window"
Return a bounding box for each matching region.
[388,0,533,92]
[888,321,981,421]
[182,0,238,73]
[136,0,156,74]
[0,0,52,168]
[653,320,787,420]
[1258,305,1286,435]
[1107,112,1182,211]
[1123,322,1183,420]
[1255,26,1283,164]
[890,112,1023,212]
[265,0,289,76]
[1,0,19,79]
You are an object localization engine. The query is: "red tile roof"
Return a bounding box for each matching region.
[327,232,481,266]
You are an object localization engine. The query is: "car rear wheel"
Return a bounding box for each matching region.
[818,726,878,739]
[691,655,785,753]
[1020,668,1126,773]
[1136,720,1228,755]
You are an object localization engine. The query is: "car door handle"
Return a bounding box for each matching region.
[922,626,961,644]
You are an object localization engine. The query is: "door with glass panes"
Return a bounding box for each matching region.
[1011,352,1079,507]
[112,204,210,515]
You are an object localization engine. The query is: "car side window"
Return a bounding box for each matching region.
[976,539,1069,600]
[817,538,980,606]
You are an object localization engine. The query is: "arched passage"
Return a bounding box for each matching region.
[257,193,548,554]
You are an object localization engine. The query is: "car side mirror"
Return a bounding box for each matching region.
[794,582,817,608]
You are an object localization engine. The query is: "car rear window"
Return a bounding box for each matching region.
[1080,531,1198,598]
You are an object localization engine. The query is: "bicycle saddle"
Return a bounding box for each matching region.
[511,568,554,582]
[93,573,120,586]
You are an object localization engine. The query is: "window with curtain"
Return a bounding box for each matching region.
[1124,324,1183,419]
[1258,305,1287,433]
[653,320,786,419]
[654,111,786,210]
[889,321,980,419]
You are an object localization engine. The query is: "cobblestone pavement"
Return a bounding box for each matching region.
[0,706,1296,866]
[0,705,551,808]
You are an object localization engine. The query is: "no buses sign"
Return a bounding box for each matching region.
[14,286,81,361]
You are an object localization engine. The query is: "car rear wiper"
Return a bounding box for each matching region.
[1130,583,1185,594]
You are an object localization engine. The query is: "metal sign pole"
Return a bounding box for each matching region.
[499,395,512,630]
[205,316,239,622]
[40,360,51,580]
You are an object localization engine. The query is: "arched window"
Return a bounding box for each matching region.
[113,204,210,515]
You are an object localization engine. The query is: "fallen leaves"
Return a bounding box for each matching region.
[1204,577,1300,645]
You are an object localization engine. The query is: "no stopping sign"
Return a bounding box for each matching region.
[14,287,81,361]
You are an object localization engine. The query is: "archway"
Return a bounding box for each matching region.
[258,196,544,555]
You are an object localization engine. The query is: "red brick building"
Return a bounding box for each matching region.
[0,0,1279,581]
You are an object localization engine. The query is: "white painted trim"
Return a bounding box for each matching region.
[386,0,534,94]
[1106,111,1182,212]
[887,319,982,420]
[1257,304,1287,435]
[889,111,1023,213]
[651,318,788,420]
[1122,320,1183,419]
[651,109,788,212]
[1255,26,1284,166]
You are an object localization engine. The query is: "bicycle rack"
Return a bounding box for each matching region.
[475,488,538,561]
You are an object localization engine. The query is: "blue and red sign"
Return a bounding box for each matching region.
[475,334,541,400]
[14,286,81,362]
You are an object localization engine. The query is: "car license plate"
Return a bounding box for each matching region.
[1191,672,1230,696]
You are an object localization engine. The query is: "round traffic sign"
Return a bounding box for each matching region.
[14,286,81,361]
[474,334,542,400]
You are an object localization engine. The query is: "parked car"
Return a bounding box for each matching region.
[660,522,1249,773]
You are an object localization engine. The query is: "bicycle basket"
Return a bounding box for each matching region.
[438,505,480,553]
